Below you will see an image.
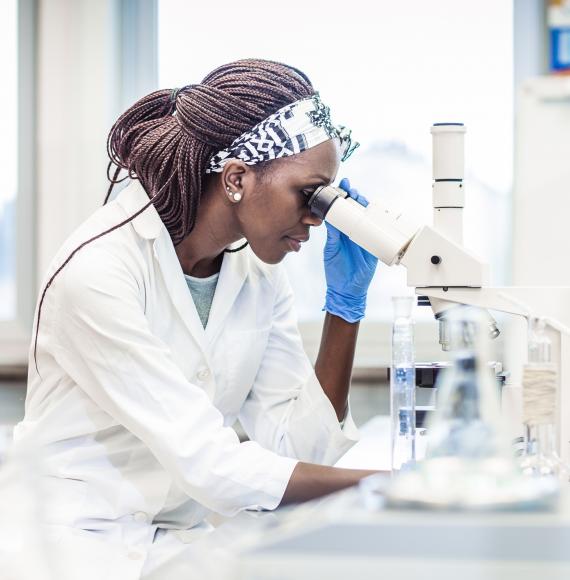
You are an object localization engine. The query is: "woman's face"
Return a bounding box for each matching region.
[235,139,341,264]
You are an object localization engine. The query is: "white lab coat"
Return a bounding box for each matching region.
[14,180,359,580]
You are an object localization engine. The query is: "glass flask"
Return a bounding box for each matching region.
[390,296,416,472]
[384,306,559,510]
[426,306,508,462]
[520,317,567,479]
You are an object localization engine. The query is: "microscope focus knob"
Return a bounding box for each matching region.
[430,255,442,265]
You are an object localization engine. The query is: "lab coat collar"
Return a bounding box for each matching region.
[205,246,249,344]
[152,232,250,354]
[116,179,250,352]
[115,180,164,240]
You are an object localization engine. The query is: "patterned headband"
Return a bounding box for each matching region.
[206,93,359,173]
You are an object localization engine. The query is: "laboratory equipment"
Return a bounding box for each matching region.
[385,306,559,511]
[520,317,568,478]
[387,361,506,429]
[390,296,415,472]
[548,0,570,72]
[306,123,494,351]
[425,307,510,462]
[305,124,570,470]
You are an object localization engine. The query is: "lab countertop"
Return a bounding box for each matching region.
[209,416,570,580]
[4,414,568,580]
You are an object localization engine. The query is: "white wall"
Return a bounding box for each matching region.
[511,0,570,287]
[513,76,570,286]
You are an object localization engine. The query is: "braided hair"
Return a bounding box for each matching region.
[33,59,315,371]
[106,59,314,244]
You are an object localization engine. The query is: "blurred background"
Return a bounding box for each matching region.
[1,0,569,425]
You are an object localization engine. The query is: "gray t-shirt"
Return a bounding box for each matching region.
[184,272,219,328]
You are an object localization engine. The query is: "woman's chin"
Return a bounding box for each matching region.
[249,245,287,265]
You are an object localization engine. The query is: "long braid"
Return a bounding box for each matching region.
[33,59,314,372]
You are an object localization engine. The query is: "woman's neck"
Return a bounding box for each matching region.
[176,250,223,278]
[174,186,242,277]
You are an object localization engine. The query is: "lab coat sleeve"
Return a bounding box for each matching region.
[50,247,297,517]
[238,266,359,465]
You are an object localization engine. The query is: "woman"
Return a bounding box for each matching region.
[17,59,378,578]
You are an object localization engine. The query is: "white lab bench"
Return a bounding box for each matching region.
[205,416,570,580]
[4,416,569,579]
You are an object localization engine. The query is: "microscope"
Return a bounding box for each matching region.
[306,124,570,466]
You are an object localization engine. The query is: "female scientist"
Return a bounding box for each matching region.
[17,59,378,578]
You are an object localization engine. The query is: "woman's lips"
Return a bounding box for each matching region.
[285,237,301,252]
[284,235,309,252]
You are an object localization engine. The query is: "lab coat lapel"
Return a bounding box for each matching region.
[152,231,208,352]
[205,249,249,344]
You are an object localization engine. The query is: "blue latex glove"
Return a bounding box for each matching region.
[323,178,378,323]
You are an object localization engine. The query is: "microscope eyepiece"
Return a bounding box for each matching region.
[306,185,348,220]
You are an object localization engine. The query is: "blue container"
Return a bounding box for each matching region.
[551,27,570,71]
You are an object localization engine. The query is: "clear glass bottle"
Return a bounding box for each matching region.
[520,317,566,478]
[390,296,416,472]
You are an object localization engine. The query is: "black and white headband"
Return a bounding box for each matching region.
[206,93,359,174]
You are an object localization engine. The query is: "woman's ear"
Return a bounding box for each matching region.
[221,161,247,196]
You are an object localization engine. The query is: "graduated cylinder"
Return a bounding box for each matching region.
[391,296,416,472]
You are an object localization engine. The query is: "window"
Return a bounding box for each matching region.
[0,0,18,321]
[0,0,36,364]
[158,0,513,360]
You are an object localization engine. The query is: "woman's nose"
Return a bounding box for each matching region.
[301,210,323,227]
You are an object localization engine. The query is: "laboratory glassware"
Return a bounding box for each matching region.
[426,306,508,462]
[390,296,416,472]
[520,317,568,479]
[384,306,559,510]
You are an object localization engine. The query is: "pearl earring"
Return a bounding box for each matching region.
[226,186,241,202]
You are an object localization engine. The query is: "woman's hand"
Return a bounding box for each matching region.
[323,178,378,323]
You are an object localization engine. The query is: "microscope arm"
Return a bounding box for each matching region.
[398,225,488,287]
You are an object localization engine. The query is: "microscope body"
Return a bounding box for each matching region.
[314,124,491,334]
[308,123,570,468]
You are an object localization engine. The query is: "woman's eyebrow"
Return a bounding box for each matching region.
[304,175,332,186]
[301,181,326,191]
[307,173,330,182]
